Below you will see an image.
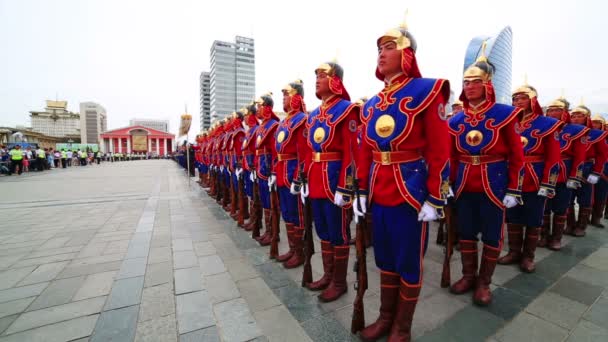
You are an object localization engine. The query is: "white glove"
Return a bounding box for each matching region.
[566,179,581,189]
[290,182,300,195]
[587,174,600,184]
[537,187,549,197]
[300,183,309,204]
[249,172,255,182]
[417,202,438,222]
[235,168,243,178]
[352,196,367,224]
[220,165,225,172]
[502,195,518,208]
[268,175,276,191]
[447,186,454,199]
[333,192,348,207]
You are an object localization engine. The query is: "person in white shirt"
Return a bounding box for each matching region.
[66,150,73,166]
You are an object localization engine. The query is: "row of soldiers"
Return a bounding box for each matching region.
[189,21,607,342]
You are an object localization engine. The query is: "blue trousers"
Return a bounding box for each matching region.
[507,192,547,227]
[311,198,350,246]
[573,182,594,207]
[278,186,301,226]
[456,192,504,248]
[244,171,253,198]
[545,183,572,215]
[594,177,608,205]
[371,203,428,284]
[258,179,270,209]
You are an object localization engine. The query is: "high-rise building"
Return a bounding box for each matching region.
[464,26,513,104]
[129,118,169,132]
[30,100,80,137]
[80,102,107,144]
[209,36,255,124]
[200,72,211,130]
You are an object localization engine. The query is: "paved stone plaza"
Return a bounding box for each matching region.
[0,160,606,341]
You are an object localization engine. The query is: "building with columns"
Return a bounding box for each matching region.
[99,125,174,155]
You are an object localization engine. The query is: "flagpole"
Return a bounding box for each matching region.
[186,133,190,186]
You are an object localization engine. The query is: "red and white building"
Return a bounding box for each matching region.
[99,125,175,155]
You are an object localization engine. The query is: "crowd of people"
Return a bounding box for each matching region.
[173,20,608,342]
[0,145,169,176]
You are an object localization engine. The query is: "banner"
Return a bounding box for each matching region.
[179,114,192,137]
[132,135,147,151]
[55,143,99,152]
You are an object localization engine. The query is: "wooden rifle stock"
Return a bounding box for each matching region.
[251,172,262,239]
[300,171,314,287]
[350,178,368,334]
[269,183,280,258]
[440,200,456,288]
[237,169,246,226]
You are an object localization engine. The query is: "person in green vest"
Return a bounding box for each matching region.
[9,145,24,175]
[61,149,67,168]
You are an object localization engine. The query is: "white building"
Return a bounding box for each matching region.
[129,118,169,133]
[30,100,80,137]
[200,72,211,130]
[80,102,107,144]
[209,36,255,124]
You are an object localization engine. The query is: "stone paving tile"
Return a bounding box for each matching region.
[77,243,108,258]
[582,247,608,271]
[199,255,227,276]
[174,251,199,269]
[90,305,139,342]
[70,253,126,267]
[116,257,147,279]
[300,313,353,342]
[566,263,608,288]
[0,267,36,290]
[494,312,569,342]
[139,283,175,322]
[126,241,151,259]
[416,305,504,342]
[566,319,608,342]
[0,315,18,335]
[27,276,85,311]
[256,263,292,290]
[11,252,77,268]
[135,313,178,342]
[26,246,83,260]
[175,267,204,295]
[0,283,48,304]
[484,287,531,321]
[583,296,608,330]
[550,276,604,306]
[5,296,105,335]
[72,270,117,301]
[37,237,71,250]
[57,260,122,279]
[179,326,220,342]
[0,297,35,319]
[254,305,312,342]
[104,276,144,311]
[145,261,173,288]
[176,291,215,334]
[272,284,324,323]
[410,291,469,339]
[173,238,194,251]
[193,241,216,257]
[213,297,261,342]
[225,257,259,282]
[237,277,281,312]
[148,246,172,264]
[526,292,589,330]
[16,261,69,286]
[0,314,99,342]
[206,272,239,304]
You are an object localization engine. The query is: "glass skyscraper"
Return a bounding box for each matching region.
[207,36,255,126]
[463,26,513,104]
[200,72,211,130]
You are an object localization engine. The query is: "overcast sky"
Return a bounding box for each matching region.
[1,0,607,137]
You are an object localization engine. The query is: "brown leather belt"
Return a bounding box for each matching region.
[311,152,342,162]
[256,148,269,156]
[524,155,544,163]
[372,151,421,165]
[458,155,505,166]
[277,153,297,161]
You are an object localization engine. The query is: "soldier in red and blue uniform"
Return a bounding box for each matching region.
[498,84,562,273]
[241,104,260,231]
[199,132,210,188]
[254,93,280,246]
[352,23,450,341]
[220,119,233,211]
[228,111,246,221]
[269,80,308,268]
[590,114,608,228]
[541,98,588,250]
[448,47,524,306]
[567,105,608,236]
[300,61,356,303]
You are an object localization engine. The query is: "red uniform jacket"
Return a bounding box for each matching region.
[273,110,308,188]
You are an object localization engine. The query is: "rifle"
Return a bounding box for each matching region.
[300,170,315,287]
[237,165,246,227]
[230,165,238,218]
[267,155,281,258]
[351,177,368,334]
[440,200,457,288]
[251,170,262,239]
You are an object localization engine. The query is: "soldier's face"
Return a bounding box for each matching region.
[377,41,401,79]
[592,121,603,130]
[282,91,290,112]
[463,79,484,102]
[546,108,564,120]
[512,94,531,111]
[315,72,330,98]
[570,113,586,125]
[451,104,463,113]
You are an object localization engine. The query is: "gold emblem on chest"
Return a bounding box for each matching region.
[375,114,395,138]
[277,131,286,143]
[313,127,326,143]
[465,130,483,147]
